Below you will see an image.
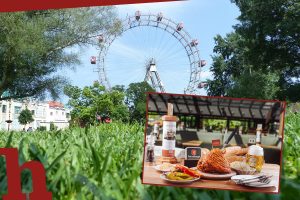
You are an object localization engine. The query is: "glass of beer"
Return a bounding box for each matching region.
[246,145,264,172]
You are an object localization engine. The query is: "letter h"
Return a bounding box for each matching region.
[0,148,52,200]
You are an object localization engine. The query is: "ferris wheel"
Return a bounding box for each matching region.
[90,11,207,94]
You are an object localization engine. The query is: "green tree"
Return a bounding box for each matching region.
[125,81,155,123]
[0,7,121,100]
[64,81,129,126]
[18,108,34,129]
[207,33,280,99]
[207,0,300,101]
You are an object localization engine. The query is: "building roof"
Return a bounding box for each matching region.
[147,93,284,122]
[48,101,64,108]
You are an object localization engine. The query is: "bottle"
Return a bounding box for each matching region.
[153,122,160,140]
[256,124,262,145]
[161,115,177,157]
[146,132,155,162]
[161,103,178,158]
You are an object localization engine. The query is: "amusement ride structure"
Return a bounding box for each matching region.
[90,11,207,94]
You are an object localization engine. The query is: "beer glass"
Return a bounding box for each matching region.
[246,145,264,172]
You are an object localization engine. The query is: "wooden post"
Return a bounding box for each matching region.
[278,102,285,137]
[167,103,173,116]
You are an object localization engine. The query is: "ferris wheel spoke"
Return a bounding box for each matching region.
[157,47,188,65]
[157,43,182,65]
[154,33,177,61]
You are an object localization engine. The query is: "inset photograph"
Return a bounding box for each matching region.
[142,92,285,193]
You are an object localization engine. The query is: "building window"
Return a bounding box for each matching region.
[56,111,58,115]
[66,113,70,118]
[31,110,35,115]
[62,112,64,115]
[50,112,53,116]
[2,105,7,113]
[14,106,21,114]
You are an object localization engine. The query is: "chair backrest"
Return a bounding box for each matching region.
[178,131,199,141]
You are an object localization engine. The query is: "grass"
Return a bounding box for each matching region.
[0,112,299,199]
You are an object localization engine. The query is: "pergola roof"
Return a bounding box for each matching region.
[148,93,283,122]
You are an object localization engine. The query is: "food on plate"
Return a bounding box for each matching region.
[225,155,245,163]
[223,146,248,163]
[225,147,248,156]
[230,161,256,175]
[230,161,252,171]
[224,146,241,154]
[201,148,210,158]
[174,164,201,177]
[197,148,231,174]
[197,148,210,165]
[166,172,194,180]
[157,163,175,171]
[163,164,201,181]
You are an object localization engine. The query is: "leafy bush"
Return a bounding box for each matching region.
[37,126,47,131]
[50,122,57,131]
[283,111,300,179]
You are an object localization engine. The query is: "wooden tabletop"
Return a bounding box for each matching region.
[142,162,280,193]
[182,140,203,148]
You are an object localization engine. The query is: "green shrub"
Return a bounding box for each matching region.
[50,122,57,131]
[37,126,47,131]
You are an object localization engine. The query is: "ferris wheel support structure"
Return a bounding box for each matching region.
[94,12,205,94]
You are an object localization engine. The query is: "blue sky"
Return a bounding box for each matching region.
[60,0,240,103]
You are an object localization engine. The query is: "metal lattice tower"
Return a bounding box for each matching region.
[144,58,165,92]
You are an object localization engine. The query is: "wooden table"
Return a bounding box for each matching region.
[182,140,203,148]
[142,162,280,193]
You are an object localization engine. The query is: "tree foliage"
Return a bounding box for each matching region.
[64,81,129,126]
[125,81,155,123]
[0,7,120,100]
[207,0,300,101]
[18,108,34,126]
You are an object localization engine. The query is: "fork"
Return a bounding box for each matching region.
[237,175,272,184]
[242,178,271,186]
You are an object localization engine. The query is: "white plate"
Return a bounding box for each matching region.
[231,175,276,188]
[160,173,200,184]
[192,167,236,180]
[153,164,175,172]
[244,180,276,188]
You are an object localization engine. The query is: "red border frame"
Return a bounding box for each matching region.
[141,91,286,194]
[0,0,180,12]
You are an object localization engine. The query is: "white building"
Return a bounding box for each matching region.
[0,99,71,131]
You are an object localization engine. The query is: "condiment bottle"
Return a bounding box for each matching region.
[153,122,160,140]
[146,132,155,162]
[161,103,178,158]
[256,124,262,145]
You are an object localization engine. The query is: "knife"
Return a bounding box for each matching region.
[237,175,272,184]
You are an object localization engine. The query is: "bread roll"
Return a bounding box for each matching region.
[225,147,248,156]
[225,155,245,163]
